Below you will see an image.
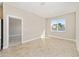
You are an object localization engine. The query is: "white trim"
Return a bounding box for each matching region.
[3,36,40,49]
[22,36,40,44]
[6,15,23,48]
[46,35,76,42]
[3,46,8,49]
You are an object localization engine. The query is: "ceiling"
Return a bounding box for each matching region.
[7,2,79,18]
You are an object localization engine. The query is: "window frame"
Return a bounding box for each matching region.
[51,18,66,32]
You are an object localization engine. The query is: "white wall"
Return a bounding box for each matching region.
[76,10,79,52]
[3,3,45,49]
[46,12,76,40]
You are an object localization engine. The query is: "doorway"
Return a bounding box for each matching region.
[8,16,23,47]
[0,19,3,50]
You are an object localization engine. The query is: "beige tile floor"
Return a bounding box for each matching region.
[0,37,79,57]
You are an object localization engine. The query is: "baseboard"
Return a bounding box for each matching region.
[3,46,8,49]
[3,35,75,49]
[76,42,79,53]
[46,35,76,42]
[22,35,76,44]
[22,36,40,44]
[3,36,40,49]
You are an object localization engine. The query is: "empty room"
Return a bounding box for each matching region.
[0,2,79,57]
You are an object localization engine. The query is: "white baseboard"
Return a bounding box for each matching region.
[3,36,40,49]
[75,42,79,53]
[22,36,40,44]
[3,35,75,49]
[3,46,8,49]
[46,35,76,42]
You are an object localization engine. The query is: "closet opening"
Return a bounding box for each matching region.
[8,16,23,48]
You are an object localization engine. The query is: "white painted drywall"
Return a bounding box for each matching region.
[76,10,79,52]
[3,3,45,49]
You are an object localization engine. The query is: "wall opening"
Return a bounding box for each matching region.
[8,16,22,47]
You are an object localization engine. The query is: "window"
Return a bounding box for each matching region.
[51,19,65,32]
